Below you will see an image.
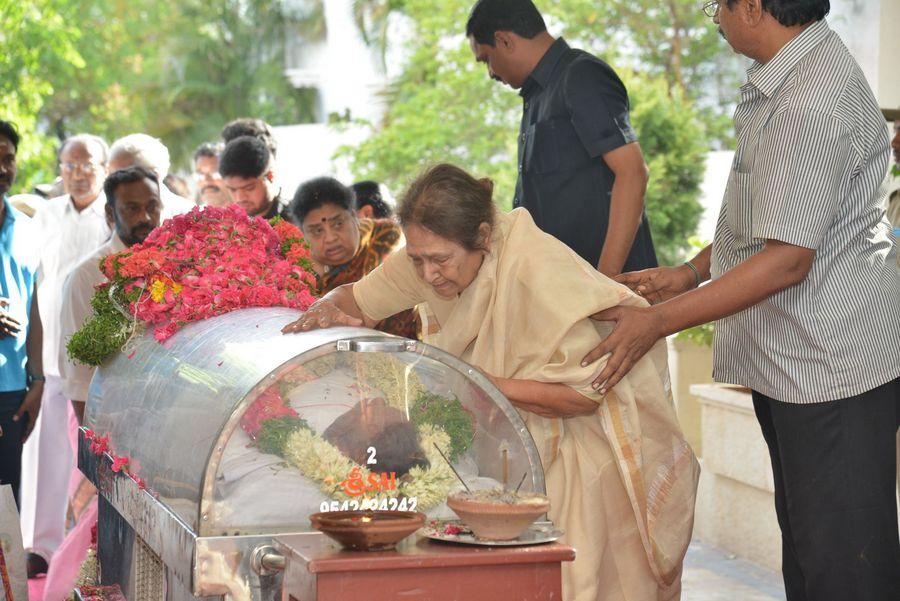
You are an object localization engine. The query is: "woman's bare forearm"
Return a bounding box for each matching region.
[322,284,378,328]
[493,377,597,418]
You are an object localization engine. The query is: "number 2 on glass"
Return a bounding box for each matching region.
[367,446,377,465]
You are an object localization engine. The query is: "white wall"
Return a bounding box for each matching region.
[318,0,387,123]
[284,0,387,124]
[272,123,368,199]
[878,0,900,109]
[828,0,899,109]
[697,151,736,245]
[829,0,882,96]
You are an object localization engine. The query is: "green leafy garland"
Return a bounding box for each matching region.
[67,283,144,366]
[257,415,311,456]
[409,392,475,462]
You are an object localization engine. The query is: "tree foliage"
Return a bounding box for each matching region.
[625,75,706,264]
[543,0,741,143]
[2,0,722,262]
[343,0,713,263]
[1,0,316,195]
[341,0,519,210]
[0,0,85,192]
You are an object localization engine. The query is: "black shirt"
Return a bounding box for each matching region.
[515,38,658,271]
[263,194,292,223]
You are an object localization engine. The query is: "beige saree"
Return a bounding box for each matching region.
[354,208,699,600]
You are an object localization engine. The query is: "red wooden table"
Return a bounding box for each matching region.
[273,533,575,601]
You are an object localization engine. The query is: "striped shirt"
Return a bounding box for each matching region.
[711,19,900,404]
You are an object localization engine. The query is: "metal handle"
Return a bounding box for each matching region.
[261,553,285,571]
[336,339,418,353]
[250,545,285,575]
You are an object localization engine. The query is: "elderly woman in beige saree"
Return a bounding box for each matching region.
[284,164,699,601]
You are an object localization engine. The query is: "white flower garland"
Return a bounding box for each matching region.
[398,424,458,508]
[280,422,458,510]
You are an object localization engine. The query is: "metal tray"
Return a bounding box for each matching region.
[421,519,563,547]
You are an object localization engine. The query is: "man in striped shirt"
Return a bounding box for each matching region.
[581,1,899,598]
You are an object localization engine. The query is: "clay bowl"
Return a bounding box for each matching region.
[309,510,425,551]
[446,492,550,541]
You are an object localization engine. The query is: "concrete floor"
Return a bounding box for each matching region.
[683,540,786,601]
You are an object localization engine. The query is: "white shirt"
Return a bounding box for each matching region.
[59,233,127,401]
[161,185,195,221]
[32,194,112,377]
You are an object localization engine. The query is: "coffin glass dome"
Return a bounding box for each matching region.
[85,308,544,537]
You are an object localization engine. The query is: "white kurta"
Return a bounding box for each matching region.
[22,193,111,561]
[59,234,127,402]
[161,185,195,221]
[31,194,111,377]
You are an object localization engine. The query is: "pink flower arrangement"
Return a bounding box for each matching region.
[240,386,299,440]
[73,211,320,497]
[97,205,318,343]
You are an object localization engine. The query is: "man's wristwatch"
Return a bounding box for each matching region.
[27,372,45,386]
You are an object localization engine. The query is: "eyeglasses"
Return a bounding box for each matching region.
[702,1,719,17]
[60,161,104,175]
[192,170,222,182]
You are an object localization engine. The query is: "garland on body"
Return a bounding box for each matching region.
[241,383,475,510]
[67,206,318,366]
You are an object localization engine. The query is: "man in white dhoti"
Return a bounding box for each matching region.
[20,133,110,577]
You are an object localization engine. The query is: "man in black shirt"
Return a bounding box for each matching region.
[466,0,657,275]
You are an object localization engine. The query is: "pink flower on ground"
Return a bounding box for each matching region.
[89,433,110,455]
[111,455,130,473]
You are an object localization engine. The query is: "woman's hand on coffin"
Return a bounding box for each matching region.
[613,265,695,304]
[582,305,664,394]
[282,300,364,333]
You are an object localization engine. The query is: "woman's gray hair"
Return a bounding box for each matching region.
[398,164,495,251]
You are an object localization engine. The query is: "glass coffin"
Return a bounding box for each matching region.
[85,307,545,538]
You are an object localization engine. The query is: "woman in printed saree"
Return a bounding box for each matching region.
[289,176,418,339]
[284,164,698,601]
